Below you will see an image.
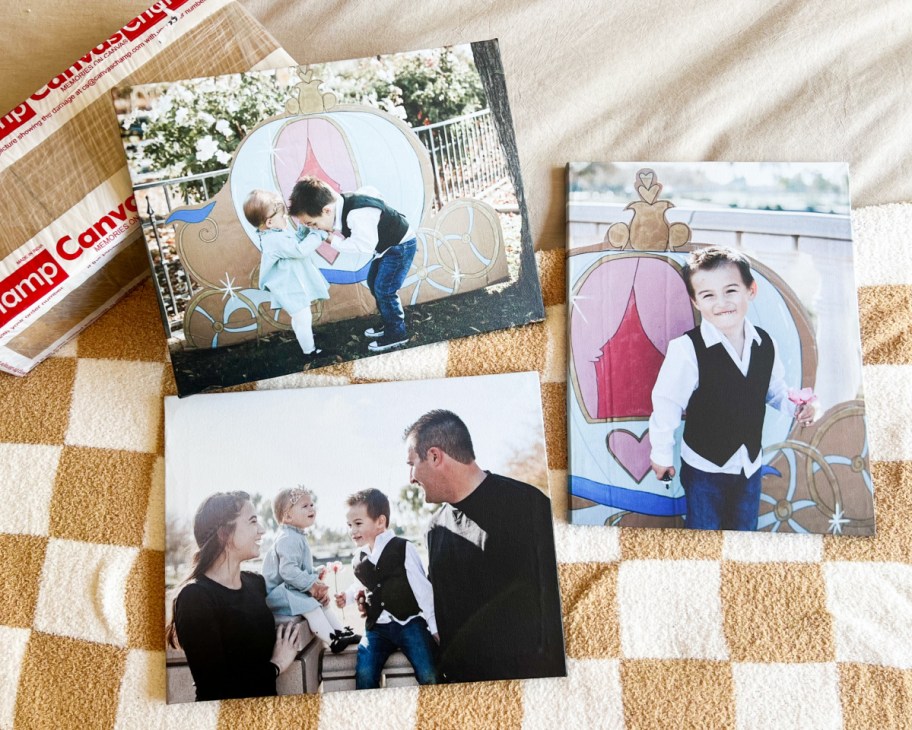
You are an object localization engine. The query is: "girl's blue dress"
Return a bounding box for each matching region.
[257,225,330,313]
[262,524,322,615]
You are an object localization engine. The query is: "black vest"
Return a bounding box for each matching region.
[353,536,421,630]
[682,326,775,466]
[340,193,410,254]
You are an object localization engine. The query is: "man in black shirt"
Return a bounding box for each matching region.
[404,410,566,683]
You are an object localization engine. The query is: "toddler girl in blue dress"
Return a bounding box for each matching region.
[262,488,360,653]
[242,189,330,357]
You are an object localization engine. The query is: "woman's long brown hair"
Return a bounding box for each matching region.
[165,491,251,648]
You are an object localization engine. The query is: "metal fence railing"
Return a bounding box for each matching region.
[134,169,229,337]
[410,108,509,209]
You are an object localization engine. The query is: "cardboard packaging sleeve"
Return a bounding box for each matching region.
[0,0,294,375]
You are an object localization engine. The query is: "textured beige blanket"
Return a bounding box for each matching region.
[2,1,911,728]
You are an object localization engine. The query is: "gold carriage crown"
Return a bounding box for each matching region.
[285,66,338,115]
[606,168,692,252]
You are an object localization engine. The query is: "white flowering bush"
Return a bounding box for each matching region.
[312,46,484,126]
[122,72,288,190]
[121,47,485,201]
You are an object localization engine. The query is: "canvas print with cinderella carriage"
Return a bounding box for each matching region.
[114,41,540,395]
[567,162,875,535]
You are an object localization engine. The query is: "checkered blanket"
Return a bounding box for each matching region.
[1,202,910,727]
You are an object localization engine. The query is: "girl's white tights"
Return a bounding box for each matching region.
[302,606,345,644]
[290,305,315,355]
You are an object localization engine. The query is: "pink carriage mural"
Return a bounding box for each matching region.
[567,168,875,534]
[164,69,509,349]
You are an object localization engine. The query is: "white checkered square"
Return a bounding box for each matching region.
[256,372,351,390]
[554,523,621,563]
[33,539,138,646]
[0,626,30,730]
[722,532,822,563]
[318,684,418,730]
[51,339,78,358]
[733,662,841,730]
[853,204,912,286]
[351,341,449,381]
[0,443,61,536]
[65,359,164,452]
[861,364,912,462]
[114,649,219,730]
[618,560,728,659]
[522,658,623,730]
[824,561,912,668]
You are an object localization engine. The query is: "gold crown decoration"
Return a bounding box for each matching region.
[606,168,691,251]
[285,66,338,115]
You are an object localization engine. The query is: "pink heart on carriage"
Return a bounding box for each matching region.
[606,429,653,483]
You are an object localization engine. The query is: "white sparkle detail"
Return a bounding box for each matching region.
[218,273,241,301]
[570,293,590,324]
[828,503,850,535]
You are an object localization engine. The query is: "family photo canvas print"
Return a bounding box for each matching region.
[164,372,566,702]
[567,162,875,535]
[113,41,542,396]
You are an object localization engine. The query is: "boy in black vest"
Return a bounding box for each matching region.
[335,488,438,689]
[648,246,815,530]
[288,176,417,353]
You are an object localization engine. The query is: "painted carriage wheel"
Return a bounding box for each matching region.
[805,402,873,529]
[183,289,260,349]
[432,200,503,281]
[762,427,873,533]
[403,228,460,305]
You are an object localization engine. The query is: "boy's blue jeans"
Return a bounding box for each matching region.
[680,461,762,531]
[355,615,437,689]
[366,238,417,342]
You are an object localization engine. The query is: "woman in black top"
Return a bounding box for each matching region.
[166,491,300,701]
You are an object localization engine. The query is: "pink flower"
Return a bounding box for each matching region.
[788,387,817,406]
[332,561,342,573]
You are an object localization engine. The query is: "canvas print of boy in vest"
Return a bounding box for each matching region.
[648,246,815,531]
[290,177,418,353]
[335,488,438,689]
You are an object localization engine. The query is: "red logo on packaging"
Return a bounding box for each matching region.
[0,103,36,141]
[0,249,69,327]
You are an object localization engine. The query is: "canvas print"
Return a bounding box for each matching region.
[164,372,565,702]
[114,41,541,396]
[567,162,874,535]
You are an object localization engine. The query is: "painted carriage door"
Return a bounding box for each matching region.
[274,118,358,200]
[572,256,694,421]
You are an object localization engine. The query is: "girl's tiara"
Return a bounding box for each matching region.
[288,486,309,506]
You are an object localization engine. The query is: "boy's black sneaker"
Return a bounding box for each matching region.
[329,629,361,653]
